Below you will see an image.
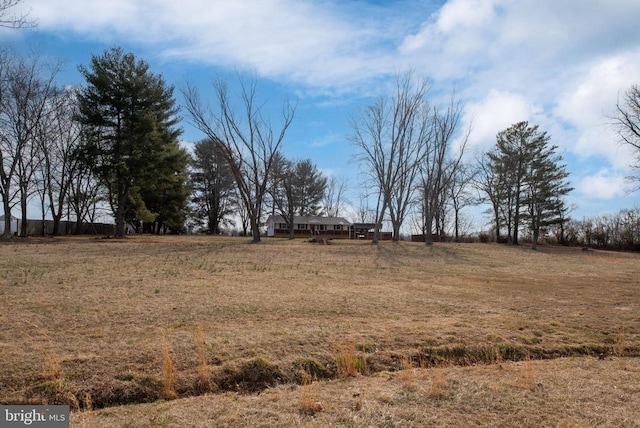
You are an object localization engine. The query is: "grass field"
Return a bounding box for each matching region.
[0,236,639,426]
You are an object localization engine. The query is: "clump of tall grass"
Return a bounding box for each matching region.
[78,393,96,428]
[298,371,323,415]
[161,333,178,400]
[519,353,536,390]
[333,340,367,378]
[613,326,628,369]
[193,323,213,392]
[613,326,626,358]
[398,353,416,391]
[428,367,449,398]
[25,322,62,380]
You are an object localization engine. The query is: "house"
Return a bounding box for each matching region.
[0,214,19,235]
[266,215,352,239]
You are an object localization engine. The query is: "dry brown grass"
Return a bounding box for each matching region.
[519,354,536,390]
[26,321,63,381]
[70,357,640,427]
[76,393,96,428]
[161,334,178,401]
[333,339,366,378]
[0,235,639,426]
[428,366,449,398]
[298,372,323,416]
[192,322,212,393]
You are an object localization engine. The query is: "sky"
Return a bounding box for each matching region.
[2,0,640,230]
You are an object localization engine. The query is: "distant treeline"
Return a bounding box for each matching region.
[560,207,640,251]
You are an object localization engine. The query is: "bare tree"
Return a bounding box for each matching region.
[0,0,36,29]
[356,191,375,224]
[323,175,348,217]
[351,72,430,242]
[0,51,59,238]
[35,87,84,235]
[615,85,640,191]
[420,95,469,245]
[474,151,508,241]
[67,159,102,234]
[447,162,477,242]
[183,76,296,243]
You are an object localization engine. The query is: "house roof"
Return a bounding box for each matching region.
[0,215,18,221]
[267,215,352,226]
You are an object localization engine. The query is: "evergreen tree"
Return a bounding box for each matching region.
[268,156,327,239]
[486,122,572,248]
[268,152,296,239]
[521,136,573,249]
[137,142,190,234]
[77,47,183,237]
[292,159,326,216]
[190,138,237,234]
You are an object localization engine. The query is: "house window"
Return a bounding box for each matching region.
[297,223,308,230]
[279,223,287,229]
[319,225,326,231]
[335,225,343,231]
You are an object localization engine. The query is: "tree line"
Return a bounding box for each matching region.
[0,48,334,240]
[350,73,575,249]
[2,45,639,248]
[557,207,640,251]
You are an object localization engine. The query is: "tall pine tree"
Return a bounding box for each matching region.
[190,138,237,234]
[485,122,572,248]
[77,47,184,236]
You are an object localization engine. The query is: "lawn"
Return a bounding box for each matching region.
[0,236,638,426]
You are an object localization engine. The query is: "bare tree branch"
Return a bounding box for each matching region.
[0,0,37,29]
[182,75,296,243]
[614,85,640,190]
[351,72,430,242]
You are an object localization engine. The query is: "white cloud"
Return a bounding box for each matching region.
[462,89,544,153]
[554,53,640,169]
[400,0,502,52]
[576,170,627,200]
[308,132,344,149]
[23,0,398,89]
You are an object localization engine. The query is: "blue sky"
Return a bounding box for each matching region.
[3,0,640,230]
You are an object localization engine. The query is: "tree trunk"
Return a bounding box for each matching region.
[392,221,400,242]
[532,227,539,250]
[288,205,295,240]
[454,208,460,243]
[52,210,63,236]
[372,195,387,245]
[250,216,261,243]
[1,198,12,239]
[20,191,28,238]
[74,204,84,235]
[424,206,434,246]
[115,192,127,237]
